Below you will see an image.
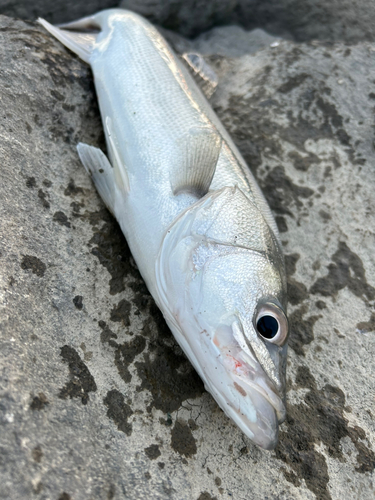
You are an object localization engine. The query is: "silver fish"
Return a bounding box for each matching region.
[39,9,289,450]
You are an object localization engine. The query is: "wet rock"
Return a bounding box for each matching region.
[1,12,375,500]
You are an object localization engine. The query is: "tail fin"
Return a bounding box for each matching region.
[38,17,98,64]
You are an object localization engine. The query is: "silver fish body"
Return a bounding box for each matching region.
[39,9,289,449]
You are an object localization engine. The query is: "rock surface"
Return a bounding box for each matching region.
[1,12,375,500]
[0,0,119,25]
[3,0,375,42]
[232,0,375,43]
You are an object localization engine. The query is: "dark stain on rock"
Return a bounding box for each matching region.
[88,209,139,295]
[71,201,83,216]
[289,305,322,356]
[262,166,314,217]
[58,345,97,405]
[58,493,71,500]
[62,103,76,112]
[98,320,118,345]
[197,493,217,500]
[99,321,146,383]
[285,253,300,277]
[30,392,49,411]
[171,419,197,458]
[356,313,375,333]
[135,339,204,414]
[50,89,64,101]
[43,179,52,188]
[144,444,161,460]
[53,211,71,228]
[288,277,309,305]
[278,73,309,94]
[107,484,116,500]
[32,445,43,463]
[275,215,288,233]
[277,366,375,500]
[311,242,375,302]
[64,179,84,197]
[38,188,50,208]
[26,176,36,188]
[288,150,321,172]
[115,335,146,383]
[103,389,133,436]
[318,209,331,222]
[315,300,327,310]
[73,295,83,310]
[21,255,46,277]
[110,299,131,326]
[284,253,308,305]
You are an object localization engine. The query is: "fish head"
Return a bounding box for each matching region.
[156,186,288,449]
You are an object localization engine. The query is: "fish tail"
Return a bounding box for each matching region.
[38,16,100,64]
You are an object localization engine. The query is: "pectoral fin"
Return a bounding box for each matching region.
[105,117,130,192]
[171,127,222,198]
[77,143,116,214]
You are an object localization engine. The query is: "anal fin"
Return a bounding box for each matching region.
[172,127,222,198]
[77,143,116,214]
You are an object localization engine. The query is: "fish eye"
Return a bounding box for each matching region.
[255,303,288,346]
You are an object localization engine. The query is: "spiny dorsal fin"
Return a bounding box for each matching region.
[182,53,218,98]
[171,127,222,198]
[38,18,98,64]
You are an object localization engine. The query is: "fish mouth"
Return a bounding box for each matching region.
[227,391,279,450]
[205,323,287,449]
[239,372,286,424]
[205,371,285,450]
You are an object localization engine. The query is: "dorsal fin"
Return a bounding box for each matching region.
[171,127,222,198]
[38,18,98,64]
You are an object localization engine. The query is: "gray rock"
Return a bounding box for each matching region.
[1,13,375,500]
[190,25,279,58]
[0,0,118,25]
[234,0,375,42]
[3,0,375,43]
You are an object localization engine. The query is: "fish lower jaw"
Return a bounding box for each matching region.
[207,377,280,450]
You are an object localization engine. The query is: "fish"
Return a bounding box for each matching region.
[39,9,289,450]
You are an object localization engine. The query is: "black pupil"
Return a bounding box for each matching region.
[257,315,279,339]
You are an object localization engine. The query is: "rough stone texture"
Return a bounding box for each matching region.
[0,0,118,24]
[233,0,375,43]
[1,13,375,500]
[4,0,375,43]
